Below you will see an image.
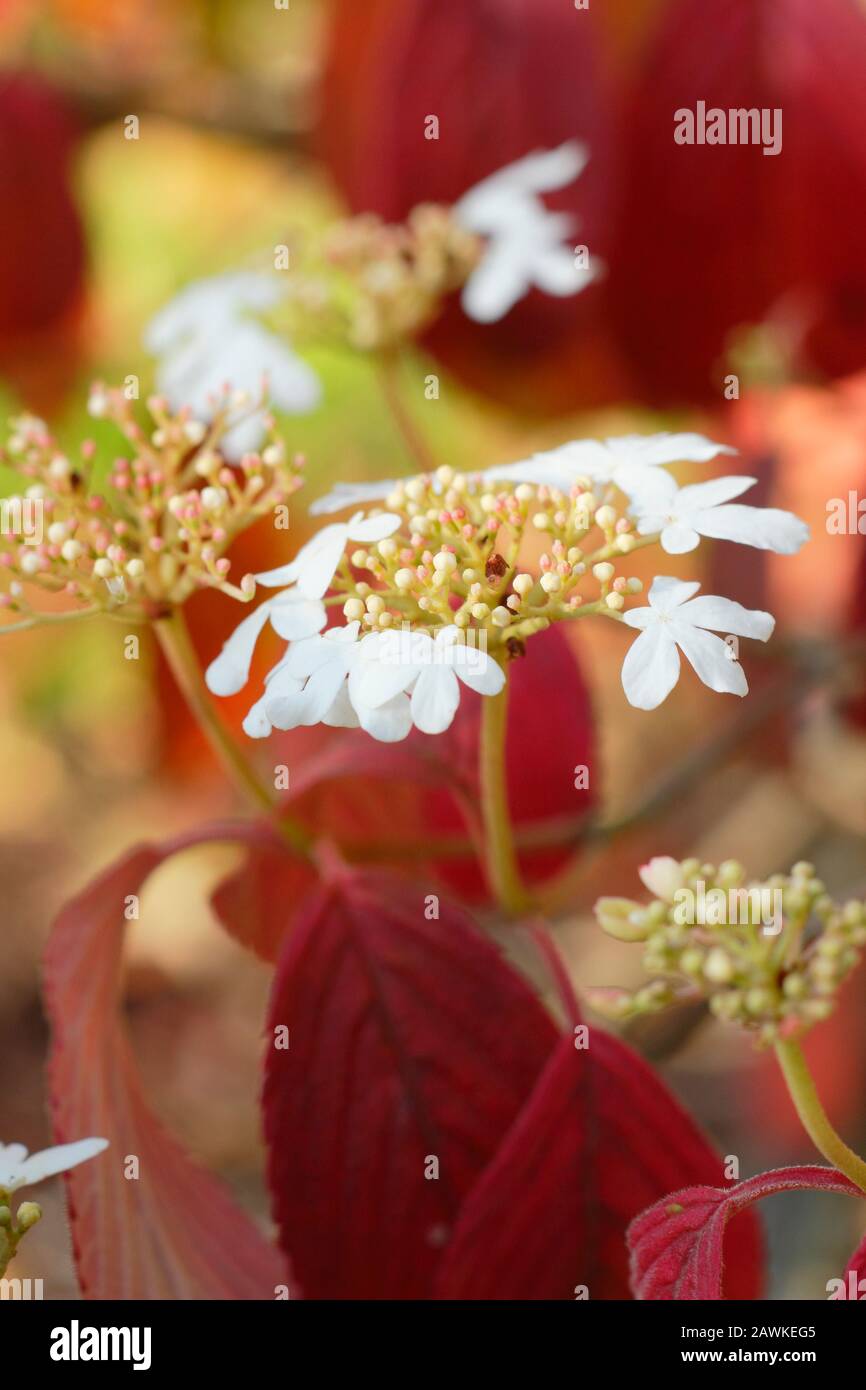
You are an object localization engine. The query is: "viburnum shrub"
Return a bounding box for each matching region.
[5,359,865,1300]
[1,213,862,1302]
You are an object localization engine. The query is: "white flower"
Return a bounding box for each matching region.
[638,856,685,902]
[0,1137,108,1195]
[453,142,599,324]
[144,271,322,457]
[620,576,775,711]
[355,625,506,735]
[631,472,810,555]
[263,623,413,743]
[205,590,326,698]
[486,433,737,504]
[254,511,402,598]
[310,480,396,517]
[205,511,402,698]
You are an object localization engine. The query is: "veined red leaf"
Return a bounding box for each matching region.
[263,866,561,1299]
[43,823,304,1298]
[433,1026,762,1300]
[628,1165,862,1301]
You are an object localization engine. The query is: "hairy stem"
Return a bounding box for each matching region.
[479,676,531,916]
[774,1039,866,1193]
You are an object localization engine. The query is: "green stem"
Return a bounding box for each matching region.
[774,1039,866,1193]
[479,675,531,916]
[378,351,438,474]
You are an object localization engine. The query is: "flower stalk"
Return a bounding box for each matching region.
[479,672,531,916]
[774,1039,866,1194]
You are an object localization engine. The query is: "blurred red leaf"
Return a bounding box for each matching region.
[628,1166,861,1300]
[210,833,319,964]
[44,825,300,1298]
[263,865,561,1299]
[433,1026,762,1300]
[0,72,85,406]
[284,626,595,904]
[320,0,626,412]
[611,0,866,406]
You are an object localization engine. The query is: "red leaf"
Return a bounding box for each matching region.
[210,836,319,964]
[263,866,560,1299]
[319,0,626,413]
[285,626,595,904]
[44,825,299,1298]
[433,1027,762,1299]
[611,0,866,405]
[629,1165,861,1301]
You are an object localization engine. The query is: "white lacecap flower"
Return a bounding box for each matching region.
[143,271,322,458]
[453,142,599,324]
[204,511,401,698]
[620,577,775,710]
[354,624,505,736]
[630,472,810,555]
[0,1137,108,1195]
[308,432,736,518]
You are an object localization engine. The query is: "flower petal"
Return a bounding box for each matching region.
[268,593,327,641]
[355,693,413,742]
[621,625,681,710]
[658,521,701,554]
[411,666,461,734]
[646,575,702,613]
[345,512,402,544]
[675,474,756,509]
[205,602,272,696]
[19,1137,108,1188]
[461,240,532,323]
[673,625,749,697]
[310,480,397,517]
[675,594,775,641]
[607,433,736,467]
[691,504,810,554]
[449,644,506,696]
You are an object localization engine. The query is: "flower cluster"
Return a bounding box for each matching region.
[0,386,303,632]
[590,858,866,1045]
[207,432,808,740]
[321,204,482,350]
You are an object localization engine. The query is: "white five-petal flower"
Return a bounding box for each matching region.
[0,1137,108,1195]
[255,511,401,598]
[205,511,401,698]
[144,271,322,457]
[620,577,775,711]
[261,623,413,743]
[355,625,506,735]
[631,472,810,555]
[486,433,737,505]
[453,142,599,324]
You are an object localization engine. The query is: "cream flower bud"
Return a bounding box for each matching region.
[514,483,534,502]
[471,602,490,620]
[512,573,534,596]
[93,558,115,578]
[378,538,398,558]
[595,504,617,530]
[704,948,735,984]
[394,568,414,589]
[343,597,365,620]
[540,572,561,594]
[490,606,511,627]
[595,898,649,942]
[201,486,227,512]
[605,592,625,611]
[61,539,83,562]
[592,562,615,583]
[433,551,457,573]
[639,856,685,903]
[125,558,145,578]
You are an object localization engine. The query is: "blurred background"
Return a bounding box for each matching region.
[2,0,866,1298]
